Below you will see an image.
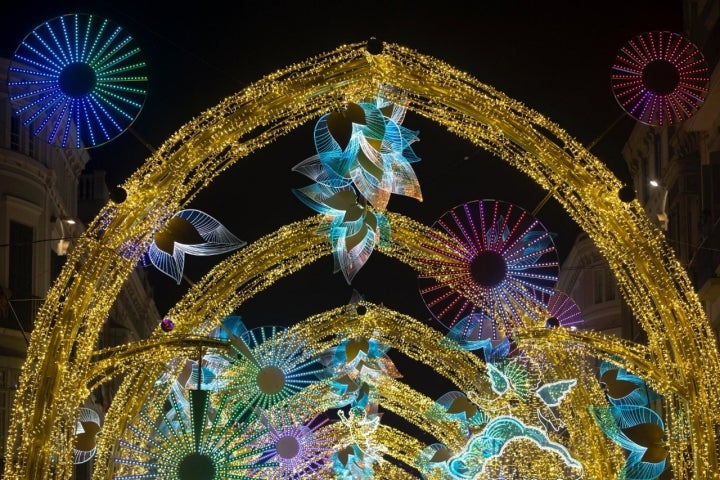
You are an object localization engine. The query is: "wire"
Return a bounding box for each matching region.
[0,236,81,248]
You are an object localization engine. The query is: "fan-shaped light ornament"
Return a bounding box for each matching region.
[73,407,101,464]
[146,209,247,284]
[426,390,489,436]
[442,314,520,359]
[8,13,148,148]
[418,199,559,342]
[114,387,277,479]
[218,325,326,422]
[251,410,335,479]
[540,289,584,329]
[599,360,657,407]
[611,30,709,126]
[415,443,454,479]
[292,89,421,283]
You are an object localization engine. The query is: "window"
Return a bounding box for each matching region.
[8,221,33,331]
[593,269,604,303]
[604,269,616,301]
[593,267,617,304]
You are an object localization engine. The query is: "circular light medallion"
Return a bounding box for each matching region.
[276,435,301,459]
[611,31,709,126]
[418,199,559,341]
[8,13,148,148]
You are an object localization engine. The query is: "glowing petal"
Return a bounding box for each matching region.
[147,209,246,284]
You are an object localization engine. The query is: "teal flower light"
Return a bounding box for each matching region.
[318,336,401,408]
[415,443,454,479]
[589,361,668,479]
[292,89,421,282]
[425,390,489,436]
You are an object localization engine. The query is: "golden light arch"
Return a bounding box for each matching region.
[4,40,719,479]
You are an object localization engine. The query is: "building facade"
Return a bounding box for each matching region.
[622,0,720,337]
[0,57,160,477]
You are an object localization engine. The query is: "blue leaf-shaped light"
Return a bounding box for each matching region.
[588,405,667,480]
[292,89,421,282]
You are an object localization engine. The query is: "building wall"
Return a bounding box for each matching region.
[0,57,161,477]
[557,232,626,338]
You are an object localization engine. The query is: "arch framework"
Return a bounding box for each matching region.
[3,41,719,479]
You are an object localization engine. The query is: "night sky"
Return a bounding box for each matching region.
[2,0,684,434]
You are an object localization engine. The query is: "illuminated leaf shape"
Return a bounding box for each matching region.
[415,443,454,478]
[291,154,350,190]
[293,180,387,283]
[535,379,577,407]
[428,445,453,463]
[329,210,385,284]
[589,405,667,480]
[153,216,204,253]
[322,337,399,380]
[426,391,489,434]
[487,363,510,395]
[486,359,535,402]
[147,209,246,284]
[446,394,478,418]
[292,182,355,216]
[333,444,375,480]
[326,102,366,150]
[600,360,650,406]
[625,423,667,464]
[344,338,370,363]
[73,408,101,464]
[208,314,248,341]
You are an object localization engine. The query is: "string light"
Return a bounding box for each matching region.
[4,41,719,480]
